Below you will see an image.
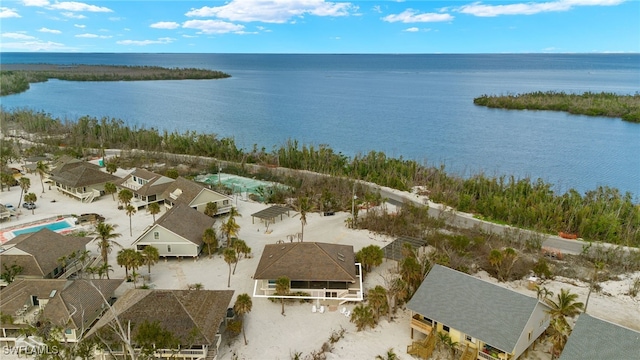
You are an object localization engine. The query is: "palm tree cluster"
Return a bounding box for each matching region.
[544,288,584,359]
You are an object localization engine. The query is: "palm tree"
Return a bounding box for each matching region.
[234,293,253,345]
[105,161,118,175]
[221,216,241,248]
[350,303,376,331]
[204,201,218,218]
[23,192,37,214]
[92,222,122,268]
[125,204,136,236]
[367,285,388,322]
[223,248,237,288]
[231,238,251,274]
[98,262,114,280]
[35,160,49,193]
[141,245,159,274]
[375,349,398,360]
[202,228,218,258]
[104,182,117,201]
[147,202,161,222]
[17,177,30,214]
[118,189,133,207]
[356,245,384,273]
[117,248,139,280]
[293,196,313,241]
[275,276,290,316]
[545,288,584,328]
[548,317,570,359]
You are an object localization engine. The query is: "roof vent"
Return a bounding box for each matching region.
[337,253,345,262]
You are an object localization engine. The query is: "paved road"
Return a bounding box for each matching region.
[376,186,589,255]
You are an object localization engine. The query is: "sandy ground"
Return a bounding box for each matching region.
[1,164,639,360]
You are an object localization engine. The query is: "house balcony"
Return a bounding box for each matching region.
[410,314,434,336]
[478,344,509,360]
[121,182,142,191]
[55,185,100,203]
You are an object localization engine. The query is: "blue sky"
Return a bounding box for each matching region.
[1,0,638,53]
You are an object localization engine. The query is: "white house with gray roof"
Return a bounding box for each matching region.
[132,204,215,258]
[406,265,551,360]
[559,313,640,360]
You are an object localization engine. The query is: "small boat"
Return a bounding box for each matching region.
[558,232,578,240]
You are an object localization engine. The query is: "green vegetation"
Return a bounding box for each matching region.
[474,91,640,123]
[0,64,230,96]
[1,108,638,247]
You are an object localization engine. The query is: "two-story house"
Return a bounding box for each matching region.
[162,176,233,216]
[114,169,174,209]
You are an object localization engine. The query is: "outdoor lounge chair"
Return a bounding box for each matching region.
[312,305,317,313]
[319,305,325,313]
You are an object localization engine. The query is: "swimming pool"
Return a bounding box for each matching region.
[10,219,75,237]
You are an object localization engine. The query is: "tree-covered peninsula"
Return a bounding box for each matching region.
[474,91,640,123]
[0,64,230,96]
[1,108,638,247]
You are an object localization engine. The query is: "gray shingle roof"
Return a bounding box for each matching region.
[160,177,205,206]
[114,168,174,197]
[43,279,123,331]
[50,164,119,187]
[254,242,357,282]
[1,229,91,277]
[559,314,640,360]
[154,204,216,246]
[407,265,546,353]
[0,279,68,327]
[85,289,234,346]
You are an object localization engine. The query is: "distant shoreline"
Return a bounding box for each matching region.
[0,64,230,96]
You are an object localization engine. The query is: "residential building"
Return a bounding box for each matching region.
[253,242,363,305]
[49,158,119,203]
[86,289,234,360]
[0,279,122,346]
[0,229,91,281]
[132,204,215,258]
[114,168,174,209]
[406,265,551,360]
[162,176,233,215]
[559,313,640,360]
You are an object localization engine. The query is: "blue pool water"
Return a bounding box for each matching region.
[11,220,74,236]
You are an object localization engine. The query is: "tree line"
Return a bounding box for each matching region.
[1,108,638,247]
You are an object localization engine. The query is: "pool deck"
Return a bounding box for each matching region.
[0,215,76,243]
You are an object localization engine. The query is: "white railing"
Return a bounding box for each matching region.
[122,182,142,191]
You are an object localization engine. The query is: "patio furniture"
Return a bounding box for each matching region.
[319,306,325,313]
[312,305,317,313]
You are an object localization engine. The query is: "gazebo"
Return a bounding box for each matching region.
[250,205,292,225]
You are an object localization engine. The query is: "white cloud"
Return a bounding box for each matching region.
[182,19,245,34]
[39,27,61,34]
[182,34,198,38]
[372,5,382,13]
[74,24,85,28]
[383,9,453,23]
[150,21,180,29]
[456,0,625,17]
[117,37,175,46]
[22,0,50,6]
[61,12,86,19]
[403,27,420,32]
[50,1,112,13]
[0,40,66,51]
[185,0,356,23]
[2,32,36,40]
[0,7,21,18]
[75,33,111,38]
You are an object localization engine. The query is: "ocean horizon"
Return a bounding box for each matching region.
[1,53,639,197]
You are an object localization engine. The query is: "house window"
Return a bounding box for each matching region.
[65,329,73,335]
[223,200,229,205]
[154,232,159,239]
[528,330,532,341]
[442,325,450,333]
[465,335,473,343]
[268,280,276,289]
[167,245,171,253]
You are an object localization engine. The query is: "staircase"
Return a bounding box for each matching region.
[459,343,477,360]
[407,330,436,359]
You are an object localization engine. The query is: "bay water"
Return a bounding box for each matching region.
[1,53,638,197]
